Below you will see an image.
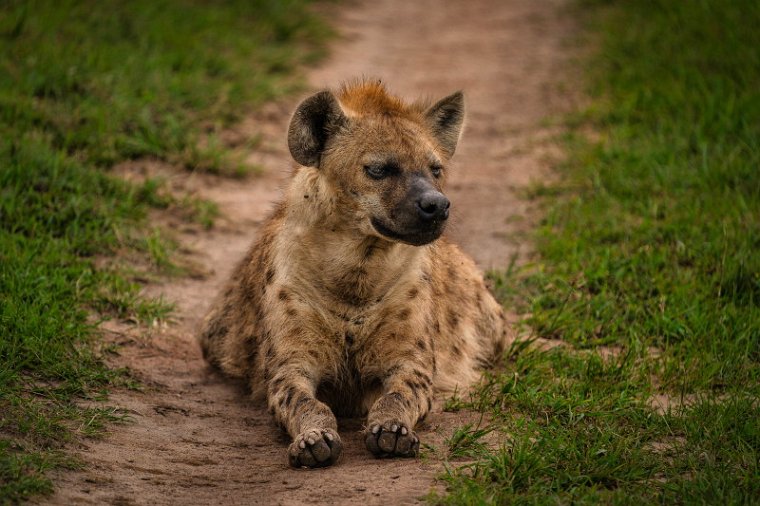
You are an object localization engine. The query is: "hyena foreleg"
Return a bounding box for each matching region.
[266,363,343,468]
[365,361,434,457]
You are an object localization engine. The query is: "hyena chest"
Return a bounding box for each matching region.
[315,324,382,417]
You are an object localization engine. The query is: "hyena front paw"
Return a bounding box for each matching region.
[288,428,342,468]
[365,422,420,458]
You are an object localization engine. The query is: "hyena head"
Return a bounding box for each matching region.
[287,80,464,246]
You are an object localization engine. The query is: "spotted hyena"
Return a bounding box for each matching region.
[199,80,509,468]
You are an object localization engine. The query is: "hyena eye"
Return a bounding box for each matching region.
[430,165,443,178]
[364,164,392,180]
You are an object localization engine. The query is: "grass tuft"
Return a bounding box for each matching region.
[446,423,495,460]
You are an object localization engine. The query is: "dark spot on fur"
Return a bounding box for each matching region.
[203,319,228,343]
[363,242,378,260]
[286,307,297,317]
[404,378,422,393]
[241,282,257,303]
[345,332,355,345]
[452,344,462,356]
[304,194,309,199]
[282,386,296,407]
[397,308,411,321]
[293,395,309,412]
[265,268,275,285]
[385,364,402,379]
[278,289,290,301]
[447,310,460,330]
[416,339,426,351]
[408,287,419,299]
[244,335,258,364]
[333,267,370,306]
[273,356,287,370]
[412,369,432,386]
[427,397,433,412]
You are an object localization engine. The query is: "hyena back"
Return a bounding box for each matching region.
[199,80,509,468]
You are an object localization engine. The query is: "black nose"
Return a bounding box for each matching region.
[416,191,450,221]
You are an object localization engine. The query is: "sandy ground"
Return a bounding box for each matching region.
[42,1,576,504]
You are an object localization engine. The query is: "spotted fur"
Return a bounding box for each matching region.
[199,80,509,468]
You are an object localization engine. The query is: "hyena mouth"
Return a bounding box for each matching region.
[370,217,445,246]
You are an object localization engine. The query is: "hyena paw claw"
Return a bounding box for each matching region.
[365,422,419,457]
[288,428,342,468]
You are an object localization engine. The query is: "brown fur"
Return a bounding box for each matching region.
[199,80,509,468]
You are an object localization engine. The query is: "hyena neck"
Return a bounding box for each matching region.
[312,233,424,307]
[279,168,427,307]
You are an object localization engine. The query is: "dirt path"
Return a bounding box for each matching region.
[44,1,575,504]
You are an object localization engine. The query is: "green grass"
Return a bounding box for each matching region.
[0,1,329,502]
[446,423,495,460]
[434,0,760,503]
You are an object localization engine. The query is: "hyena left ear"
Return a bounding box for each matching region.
[288,90,347,168]
[424,91,465,158]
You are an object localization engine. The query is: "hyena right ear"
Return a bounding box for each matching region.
[288,90,347,168]
[424,91,465,158]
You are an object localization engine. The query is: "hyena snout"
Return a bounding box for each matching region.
[408,175,450,226]
[417,190,450,222]
[375,176,450,246]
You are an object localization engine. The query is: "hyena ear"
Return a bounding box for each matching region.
[288,90,347,168]
[424,91,465,158]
